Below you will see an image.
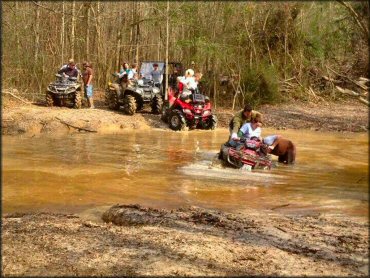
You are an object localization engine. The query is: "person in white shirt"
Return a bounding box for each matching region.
[229,118,262,148]
[229,117,281,153]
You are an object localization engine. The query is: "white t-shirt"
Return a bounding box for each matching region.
[232,122,261,140]
[179,76,197,90]
[186,77,197,90]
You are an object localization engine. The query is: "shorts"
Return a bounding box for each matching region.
[263,135,278,146]
[84,85,94,97]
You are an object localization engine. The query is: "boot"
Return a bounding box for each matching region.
[88,97,95,109]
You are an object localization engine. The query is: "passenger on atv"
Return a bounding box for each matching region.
[112,62,135,94]
[229,118,262,148]
[178,70,207,103]
[228,116,281,155]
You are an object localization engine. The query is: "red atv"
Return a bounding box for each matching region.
[161,85,218,131]
[219,137,272,170]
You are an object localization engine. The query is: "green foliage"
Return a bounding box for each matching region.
[241,62,280,106]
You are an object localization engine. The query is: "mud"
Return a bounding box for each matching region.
[2,93,368,276]
[2,92,368,136]
[2,205,368,276]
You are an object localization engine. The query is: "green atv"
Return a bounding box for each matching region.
[105,61,166,115]
[46,74,82,108]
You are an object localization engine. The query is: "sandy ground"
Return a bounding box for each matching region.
[2,92,369,276]
[2,205,368,276]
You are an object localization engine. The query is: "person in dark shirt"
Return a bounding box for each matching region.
[58,60,78,78]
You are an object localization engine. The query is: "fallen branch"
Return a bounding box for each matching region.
[358,97,369,106]
[327,66,369,91]
[271,204,290,211]
[335,86,369,106]
[307,86,319,100]
[322,76,341,84]
[3,90,32,104]
[55,117,97,133]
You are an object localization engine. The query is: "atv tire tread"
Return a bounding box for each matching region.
[203,114,218,130]
[46,93,54,107]
[123,94,137,115]
[73,91,82,109]
[168,109,186,131]
[106,90,120,110]
[151,95,163,114]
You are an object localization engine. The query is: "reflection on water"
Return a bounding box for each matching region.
[2,129,368,219]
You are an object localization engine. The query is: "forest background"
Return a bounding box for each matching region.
[2,1,369,108]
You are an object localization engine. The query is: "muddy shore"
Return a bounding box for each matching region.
[2,94,369,276]
[2,205,368,276]
[2,92,368,135]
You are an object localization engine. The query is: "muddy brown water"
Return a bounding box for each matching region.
[2,129,368,220]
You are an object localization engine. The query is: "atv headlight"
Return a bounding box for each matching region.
[202,110,211,116]
[183,109,192,115]
[47,85,55,92]
[153,88,160,94]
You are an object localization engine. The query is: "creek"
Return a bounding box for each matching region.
[2,129,368,220]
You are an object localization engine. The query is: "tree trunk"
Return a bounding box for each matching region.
[71,0,76,59]
[116,10,122,70]
[165,0,169,102]
[336,0,369,40]
[85,2,90,59]
[61,1,65,65]
[34,1,40,64]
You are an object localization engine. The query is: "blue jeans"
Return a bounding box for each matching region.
[263,135,278,146]
[228,139,243,148]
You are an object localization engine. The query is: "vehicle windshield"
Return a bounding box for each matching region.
[140,62,165,80]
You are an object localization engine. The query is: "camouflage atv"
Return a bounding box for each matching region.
[105,61,168,115]
[46,74,82,108]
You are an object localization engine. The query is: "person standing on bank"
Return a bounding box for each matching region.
[82,62,94,109]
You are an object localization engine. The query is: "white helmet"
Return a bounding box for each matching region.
[185,69,194,77]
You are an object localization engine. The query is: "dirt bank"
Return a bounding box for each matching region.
[2,91,368,135]
[2,205,368,276]
[217,100,369,132]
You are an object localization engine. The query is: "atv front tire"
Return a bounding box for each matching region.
[106,90,120,110]
[123,94,137,115]
[151,95,163,114]
[203,114,218,130]
[168,110,186,131]
[46,93,55,107]
[73,91,82,109]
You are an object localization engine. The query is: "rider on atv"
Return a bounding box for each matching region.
[229,117,262,148]
[178,69,206,103]
[58,60,78,78]
[229,116,281,154]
